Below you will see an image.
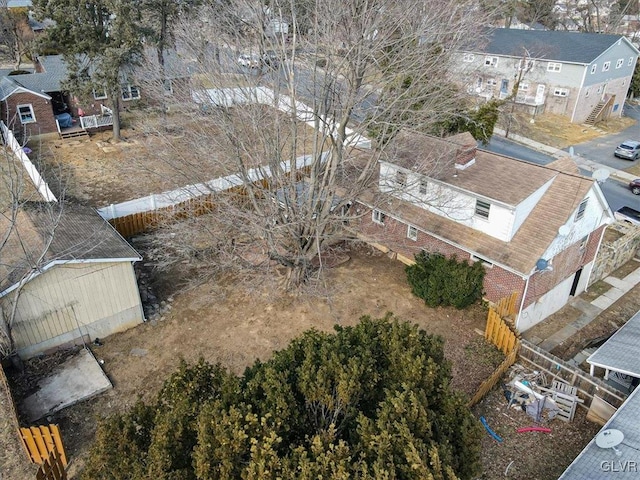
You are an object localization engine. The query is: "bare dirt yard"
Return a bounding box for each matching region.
[5,244,506,479]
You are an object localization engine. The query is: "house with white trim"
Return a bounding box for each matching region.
[353,131,614,331]
[0,202,144,358]
[456,29,639,124]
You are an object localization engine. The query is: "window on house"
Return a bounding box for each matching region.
[122,85,141,101]
[396,171,406,188]
[372,210,385,225]
[597,85,603,94]
[518,59,534,70]
[486,78,497,87]
[579,235,589,250]
[616,58,624,69]
[471,254,493,268]
[547,62,562,72]
[407,225,418,241]
[93,88,107,100]
[163,79,173,95]
[485,56,498,67]
[591,64,597,74]
[17,104,35,124]
[518,82,529,91]
[629,57,635,67]
[419,180,428,195]
[475,199,491,219]
[575,198,588,221]
[602,61,610,72]
[553,88,568,97]
[463,53,475,62]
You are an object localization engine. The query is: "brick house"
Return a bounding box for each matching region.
[352,132,614,331]
[456,29,639,124]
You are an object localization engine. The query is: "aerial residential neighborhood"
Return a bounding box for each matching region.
[0,0,640,479]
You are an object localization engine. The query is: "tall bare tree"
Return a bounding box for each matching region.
[0,1,35,69]
[135,0,489,288]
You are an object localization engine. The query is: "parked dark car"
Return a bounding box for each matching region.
[630,178,640,195]
[614,140,640,160]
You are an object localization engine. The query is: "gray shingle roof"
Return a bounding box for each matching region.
[472,29,629,64]
[559,385,640,479]
[11,55,68,93]
[0,76,21,101]
[587,309,640,376]
[0,202,141,295]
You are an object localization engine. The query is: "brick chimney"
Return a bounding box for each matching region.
[452,132,477,170]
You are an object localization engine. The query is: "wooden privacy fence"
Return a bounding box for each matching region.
[36,447,67,480]
[485,308,520,355]
[519,340,627,410]
[492,291,518,318]
[468,342,520,407]
[20,425,67,468]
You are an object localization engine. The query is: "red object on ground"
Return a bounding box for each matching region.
[517,427,552,433]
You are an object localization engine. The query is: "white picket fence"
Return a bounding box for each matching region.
[1,121,57,202]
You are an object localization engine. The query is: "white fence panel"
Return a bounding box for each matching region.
[1,121,57,202]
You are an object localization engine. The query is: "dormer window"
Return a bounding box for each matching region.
[475,199,491,219]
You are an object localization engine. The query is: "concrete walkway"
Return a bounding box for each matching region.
[533,262,640,354]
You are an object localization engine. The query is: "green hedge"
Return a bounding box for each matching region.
[406,252,485,309]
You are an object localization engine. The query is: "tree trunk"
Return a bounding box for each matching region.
[111,96,122,142]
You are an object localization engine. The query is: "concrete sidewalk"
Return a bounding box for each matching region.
[527,261,640,355]
[493,127,638,183]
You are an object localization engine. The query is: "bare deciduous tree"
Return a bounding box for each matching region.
[135,0,490,289]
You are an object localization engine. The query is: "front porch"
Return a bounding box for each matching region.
[55,106,114,139]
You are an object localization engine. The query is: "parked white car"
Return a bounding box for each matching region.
[238,54,260,68]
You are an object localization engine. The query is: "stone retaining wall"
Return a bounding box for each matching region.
[589,222,640,285]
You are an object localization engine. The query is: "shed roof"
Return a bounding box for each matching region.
[470,29,636,63]
[0,202,141,295]
[587,309,640,377]
[559,385,640,479]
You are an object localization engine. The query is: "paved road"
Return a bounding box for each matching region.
[567,103,640,171]
[482,136,639,210]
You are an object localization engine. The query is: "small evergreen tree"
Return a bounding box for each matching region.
[82,315,482,479]
[406,252,485,309]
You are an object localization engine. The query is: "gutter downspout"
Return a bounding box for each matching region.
[516,273,531,331]
[570,64,589,123]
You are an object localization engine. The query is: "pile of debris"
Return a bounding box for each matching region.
[502,364,583,424]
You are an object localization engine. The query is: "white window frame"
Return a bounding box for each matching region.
[486,78,497,87]
[463,53,475,62]
[518,82,529,91]
[471,254,493,268]
[419,180,428,195]
[591,64,597,74]
[547,62,562,72]
[122,84,141,101]
[579,234,589,251]
[629,57,635,67]
[602,61,610,72]
[17,104,36,124]
[484,56,498,67]
[575,198,588,221]
[407,225,418,241]
[163,79,173,95]
[93,88,107,100]
[372,210,385,225]
[475,199,491,220]
[597,85,603,94]
[396,170,407,188]
[616,58,624,69]
[553,87,568,97]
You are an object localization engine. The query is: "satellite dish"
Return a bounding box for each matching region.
[536,258,548,271]
[596,429,624,456]
[558,225,570,237]
[593,169,610,183]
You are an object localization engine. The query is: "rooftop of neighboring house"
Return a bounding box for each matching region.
[559,373,640,479]
[0,55,67,100]
[361,132,601,275]
[467,28,638,64]
[0,202,141,295]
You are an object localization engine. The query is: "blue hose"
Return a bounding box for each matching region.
[480,416,503,443]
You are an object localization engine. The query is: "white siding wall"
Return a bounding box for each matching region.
[542,187,607,260]
[379,163,516,241]
[511,178,554,239]
[5,261,143,358]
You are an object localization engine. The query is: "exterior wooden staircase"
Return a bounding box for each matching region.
[584,95,614,125]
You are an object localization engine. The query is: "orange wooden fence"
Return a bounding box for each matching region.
[19,425,67,467]
[492,291,519,319]
[36,447,67,480]
[485,308,520,355]
[468,343,520,407]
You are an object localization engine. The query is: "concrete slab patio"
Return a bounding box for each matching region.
[21,348,112,423]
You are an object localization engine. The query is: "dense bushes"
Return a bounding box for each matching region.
[82,315,482,480]
[406,252,485,309]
